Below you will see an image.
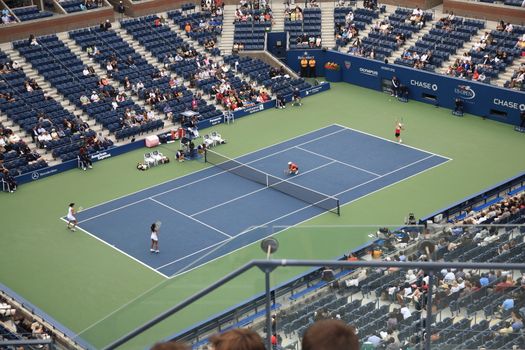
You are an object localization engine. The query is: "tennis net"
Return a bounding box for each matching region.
[205,149,340,215]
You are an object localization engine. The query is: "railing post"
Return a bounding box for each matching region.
[425,270,434,350]
[265,268,273,350]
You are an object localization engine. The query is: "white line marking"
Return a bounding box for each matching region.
[76,279,171,337]
[295,146,381,177]
[166,155,451,279]
[149,198,233,238]
[189,160,337,217]
[77,127,346,223]
[333,123,452,160]
[78,198,149,224]
[334,154,436,197]
[76,125,345,213]
[58,217,169,279]
[154,238,230,270]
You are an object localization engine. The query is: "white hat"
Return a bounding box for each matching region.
[288,161,292,165]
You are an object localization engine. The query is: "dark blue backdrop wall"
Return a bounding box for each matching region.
[286,49,525,125]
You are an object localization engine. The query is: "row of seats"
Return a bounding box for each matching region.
[61,0,99,13]
[120,16,224,125]
[14,34,150,140]
[234,21,270,51]
[11,5,52,22]
[224,55,311,98]
[167,9,222,55]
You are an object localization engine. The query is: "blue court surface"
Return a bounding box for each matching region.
[71,124,450,278]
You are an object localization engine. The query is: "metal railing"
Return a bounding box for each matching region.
[104,258,525,350]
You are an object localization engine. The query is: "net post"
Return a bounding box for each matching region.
[337,200,340,216]
[204,149,208,163]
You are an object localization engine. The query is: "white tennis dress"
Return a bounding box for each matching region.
[67,207,75,221]
[151,230,158,241]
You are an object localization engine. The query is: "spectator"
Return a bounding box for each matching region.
[302,320,359,350]
[151,341,189,350]
[210,328,265,350]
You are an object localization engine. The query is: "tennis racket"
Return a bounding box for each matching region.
[78,206,84,212]
[155,220,162,230]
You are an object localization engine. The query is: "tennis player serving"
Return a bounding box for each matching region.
[287,161,299,175]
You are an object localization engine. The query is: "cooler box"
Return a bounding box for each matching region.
[145,135,160,148]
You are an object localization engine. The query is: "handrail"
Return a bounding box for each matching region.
[103,258,525,350]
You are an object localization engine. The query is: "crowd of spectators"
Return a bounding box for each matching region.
[457,192,525,225]
[0,294,54,346]
[191,56,270,110]
[152,320,359,350]
[401,48,434,70]
[444,52,488,82]
[235,1,272,22]
[295,34,322,48]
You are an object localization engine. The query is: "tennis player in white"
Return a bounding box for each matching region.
[66,203,77,232]
[150,223,159,253]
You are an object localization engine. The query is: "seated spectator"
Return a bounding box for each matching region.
[302,320,359,350]
[90,91,100,102]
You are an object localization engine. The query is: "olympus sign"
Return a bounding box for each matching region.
[493,99,525,111]
[410,80,438,91]
[359,68,378,77]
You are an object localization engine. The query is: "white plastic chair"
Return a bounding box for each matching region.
[152,150,163,164]
[211,131,224,145]
[144,152,156,168]
[203,134,215,148]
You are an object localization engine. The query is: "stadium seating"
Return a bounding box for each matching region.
[11,5,53,21]
[60,0,99,13]
[223,55,312,98]
[334,7,378,48]
[286,7,321,50]
[167,9,222,56]
[13,35,155,144]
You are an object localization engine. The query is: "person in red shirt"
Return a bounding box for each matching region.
[287,161,299,175]
[395,121,404,143]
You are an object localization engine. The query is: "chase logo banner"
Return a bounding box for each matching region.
[454,85,476,100]
[344,61,351,69]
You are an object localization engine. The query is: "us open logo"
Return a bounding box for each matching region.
[454,85,476,100]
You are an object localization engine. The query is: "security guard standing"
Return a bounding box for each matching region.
[308,57,316,78]
[300,56,308,77]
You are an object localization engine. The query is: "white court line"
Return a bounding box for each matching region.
[78,198,149,224]
[334,154,436,197]
[75,124,345,214]
[153,238,230,270]
[189,160,337,217]
[77,127,347,223]
[149,198,233,238]
[153,161,339,271]
[333,123,453,161]
[58,217,169,279]
[166,154,452,279]
[295,146,381,177]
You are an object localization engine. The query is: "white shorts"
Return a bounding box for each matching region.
[67,215,76,222]
[151,232,158,241]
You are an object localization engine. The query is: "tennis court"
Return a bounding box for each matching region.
[69,124,450,278]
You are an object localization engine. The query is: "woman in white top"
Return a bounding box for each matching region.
[150,223,159,253]
[67,203,77,231]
